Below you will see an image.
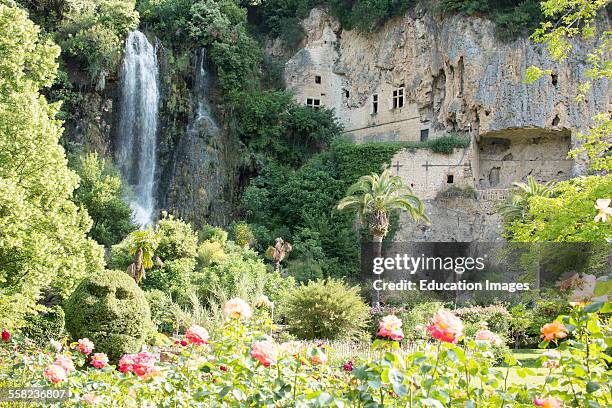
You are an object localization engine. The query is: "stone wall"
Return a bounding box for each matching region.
[391,146,474,200]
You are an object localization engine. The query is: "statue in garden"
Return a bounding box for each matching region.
[272,237,292,272]
[64,270,152,362]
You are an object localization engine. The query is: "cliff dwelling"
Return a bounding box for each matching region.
[281,7,609,242]
[476,129,573,189]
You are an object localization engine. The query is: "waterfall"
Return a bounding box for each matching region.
[188,48,219,138]
[116,30,160,226]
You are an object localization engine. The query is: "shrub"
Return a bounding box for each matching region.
[198,255,294,305]
[155,214,198,261]
[145,290,175,334]
[198,224,228,244]
[70,152,136,247]
[429,134,471,154]
[142,258,196,306]
[286,258,324,283]
[453,304,511,335]
[229,221,255,248]
[196,240,227,267]
[64,270,152,362]
[281,279,370,340]
[509,300,571,347]
[21,306,65,345]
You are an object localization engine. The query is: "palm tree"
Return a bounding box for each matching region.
[337,168,429,306]
[125,229,162,284]
[500,176,557,221]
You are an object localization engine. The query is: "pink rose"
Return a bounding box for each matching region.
[54,355,75,373]
[77,338,94,355]
[83,393,101,405]
[542,350,561,369]
[224,298,252,320]
[251,340,278,367]
[377,315,404,341]
[91,353,109,369]
[427,310,464,343]
[185,325,209,345]
[118,353,136,373]
[43,364,67,383]
[343,360,353,372]
[534,396,563,408]
[119,352,157,378]
[475,329,502,345]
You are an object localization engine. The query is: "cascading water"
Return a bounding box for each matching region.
[188,48,219,138]
[116,30,160,226]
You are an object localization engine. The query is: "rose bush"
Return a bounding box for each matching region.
[0,300,610,407]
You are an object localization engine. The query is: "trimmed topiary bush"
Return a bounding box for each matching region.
[280,278,370,340]
[64,270,152,362]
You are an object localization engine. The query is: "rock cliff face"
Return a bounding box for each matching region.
[286,7,608,141]
[283,7,609,241]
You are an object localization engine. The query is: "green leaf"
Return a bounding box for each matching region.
[584,301,604,313]
[586,382,601,393]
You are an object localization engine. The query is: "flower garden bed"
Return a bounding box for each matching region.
[1,299,610,407]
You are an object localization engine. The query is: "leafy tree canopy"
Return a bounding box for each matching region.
[0,4,105,329]
[71,152,136,247]
[505,176,612,242]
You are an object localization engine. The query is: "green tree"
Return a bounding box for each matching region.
[72,152,136,247]
[337,168,429,306]
[188,0,261,95]
[505,176,612,242]
[0,4,105,329]
[500,176,557,221]
[125,229,160,284]
[57,0,139,85]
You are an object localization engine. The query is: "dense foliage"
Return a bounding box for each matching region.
[0,4,105,329]
[71,152,136,247]
[56,0,139,84]
[505,176,612,241]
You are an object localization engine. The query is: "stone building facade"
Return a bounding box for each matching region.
[282,8,609,241]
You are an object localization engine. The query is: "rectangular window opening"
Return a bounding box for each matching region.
[420,129,429,141]
[447,174,454,184]
[372,94,378,114]
[393,87,404,109]
[315,75,321,84]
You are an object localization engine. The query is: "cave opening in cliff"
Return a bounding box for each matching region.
[476,129,572,189]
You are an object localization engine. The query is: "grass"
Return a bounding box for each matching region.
[501,349,569,386]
